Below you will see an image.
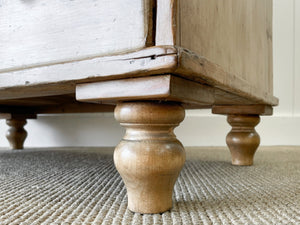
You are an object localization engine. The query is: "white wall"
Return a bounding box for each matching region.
[0,0,299,148]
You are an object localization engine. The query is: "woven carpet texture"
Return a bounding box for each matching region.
[0,147,299,225]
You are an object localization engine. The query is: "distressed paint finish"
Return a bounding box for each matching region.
[0,0,150,72]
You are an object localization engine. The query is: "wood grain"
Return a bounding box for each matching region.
[6,118,29,150]
[226,115,260,166]
[212,105,268,166]
[114,101,185,213]
[177,0,273,95]
[174,48,278,106]
[0,0,151,72]
[212,105,273,116]
[76,75,260,107]
[77,75,172,102]
[0,0,278,108]
[0,45,277,105]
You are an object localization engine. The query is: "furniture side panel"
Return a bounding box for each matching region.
[0,0,151,72]
[178,0,273,95]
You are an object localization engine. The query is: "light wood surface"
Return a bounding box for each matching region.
[76,75,215,106]
[6,119,28,150]
[226,115,260,166]
[212,105,267,166]
[1,114,36,149]
[0,0,278,106]
[177,0,273,95]
[0,1,278,214]
[114,101,185,213]
[154,0,277,105]
[212,105,273,116]
[0,0,151,72]
[175,48,278,106]
[0,45,278,106]
[76,75,262,108]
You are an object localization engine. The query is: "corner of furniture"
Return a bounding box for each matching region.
[0,0,278,214]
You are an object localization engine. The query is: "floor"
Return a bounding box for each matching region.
[0,146,299,224]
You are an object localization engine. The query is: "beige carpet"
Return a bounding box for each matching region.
[0,147,299,225]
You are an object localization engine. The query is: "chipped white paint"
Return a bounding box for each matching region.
[0,0,149,72]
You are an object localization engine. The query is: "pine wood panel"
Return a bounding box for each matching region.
[212,105,273,116]
[177,0,273,95]
[0,44,278,105]
[174,48,278,106]
[76,75,257,108]
[0,45,278,105]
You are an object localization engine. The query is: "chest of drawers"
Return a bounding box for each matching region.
[0,0,278,214]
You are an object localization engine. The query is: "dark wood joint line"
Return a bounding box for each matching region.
[0,113,37,120]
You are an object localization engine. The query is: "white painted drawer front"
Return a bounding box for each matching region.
[0,0,150,72]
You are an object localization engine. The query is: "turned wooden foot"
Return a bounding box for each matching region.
[212,105,272,166]
[114,101,185,214]
[226,115,260,166]
[6,119,28,150]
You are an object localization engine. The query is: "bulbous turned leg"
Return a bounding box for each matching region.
[6,119,28,150]
[226,115,260,166]
[114,101,186,214]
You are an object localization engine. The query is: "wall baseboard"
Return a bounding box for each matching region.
[0,113,299,148]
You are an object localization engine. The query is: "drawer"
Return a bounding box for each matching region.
[0,0,152,72]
